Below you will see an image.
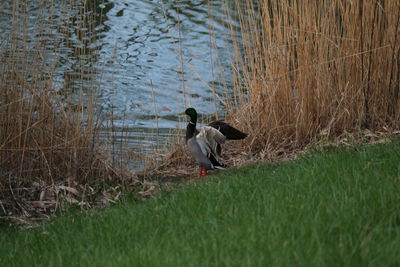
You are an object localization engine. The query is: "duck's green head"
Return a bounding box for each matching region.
[179,107,197,124]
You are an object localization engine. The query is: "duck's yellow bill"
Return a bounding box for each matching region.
[178,111,186,115]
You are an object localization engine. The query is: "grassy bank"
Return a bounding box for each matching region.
[1,140,399,266]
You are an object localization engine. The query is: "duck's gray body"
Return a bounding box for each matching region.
[187,136,214,170]
[185,122,224,170]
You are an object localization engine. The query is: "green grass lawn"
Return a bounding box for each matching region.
[1,140,400,266]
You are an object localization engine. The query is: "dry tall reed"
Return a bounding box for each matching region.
[146,0,400,179]
[226,0,400,155]
[0,1,135,218]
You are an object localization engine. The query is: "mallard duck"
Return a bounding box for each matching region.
[179,107,247,177]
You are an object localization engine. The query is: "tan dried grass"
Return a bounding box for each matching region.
[144,0,400,180]
[0,1,138,219]
[227,0,400,153]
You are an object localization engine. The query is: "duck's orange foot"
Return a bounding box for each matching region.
[197,168,207,178]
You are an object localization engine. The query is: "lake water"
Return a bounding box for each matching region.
[0,0,241,166]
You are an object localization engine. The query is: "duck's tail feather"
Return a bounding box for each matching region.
[213,165,226,170]
[208,153,226,169]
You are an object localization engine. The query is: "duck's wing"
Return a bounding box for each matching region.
[197,126,226,157]
[208,120,247,140]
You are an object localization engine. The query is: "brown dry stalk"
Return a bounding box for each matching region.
[0,0,138,218]
[144,0,400,179]
[226,0,400,153]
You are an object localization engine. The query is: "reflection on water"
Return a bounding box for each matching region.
[0,0,241,158]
